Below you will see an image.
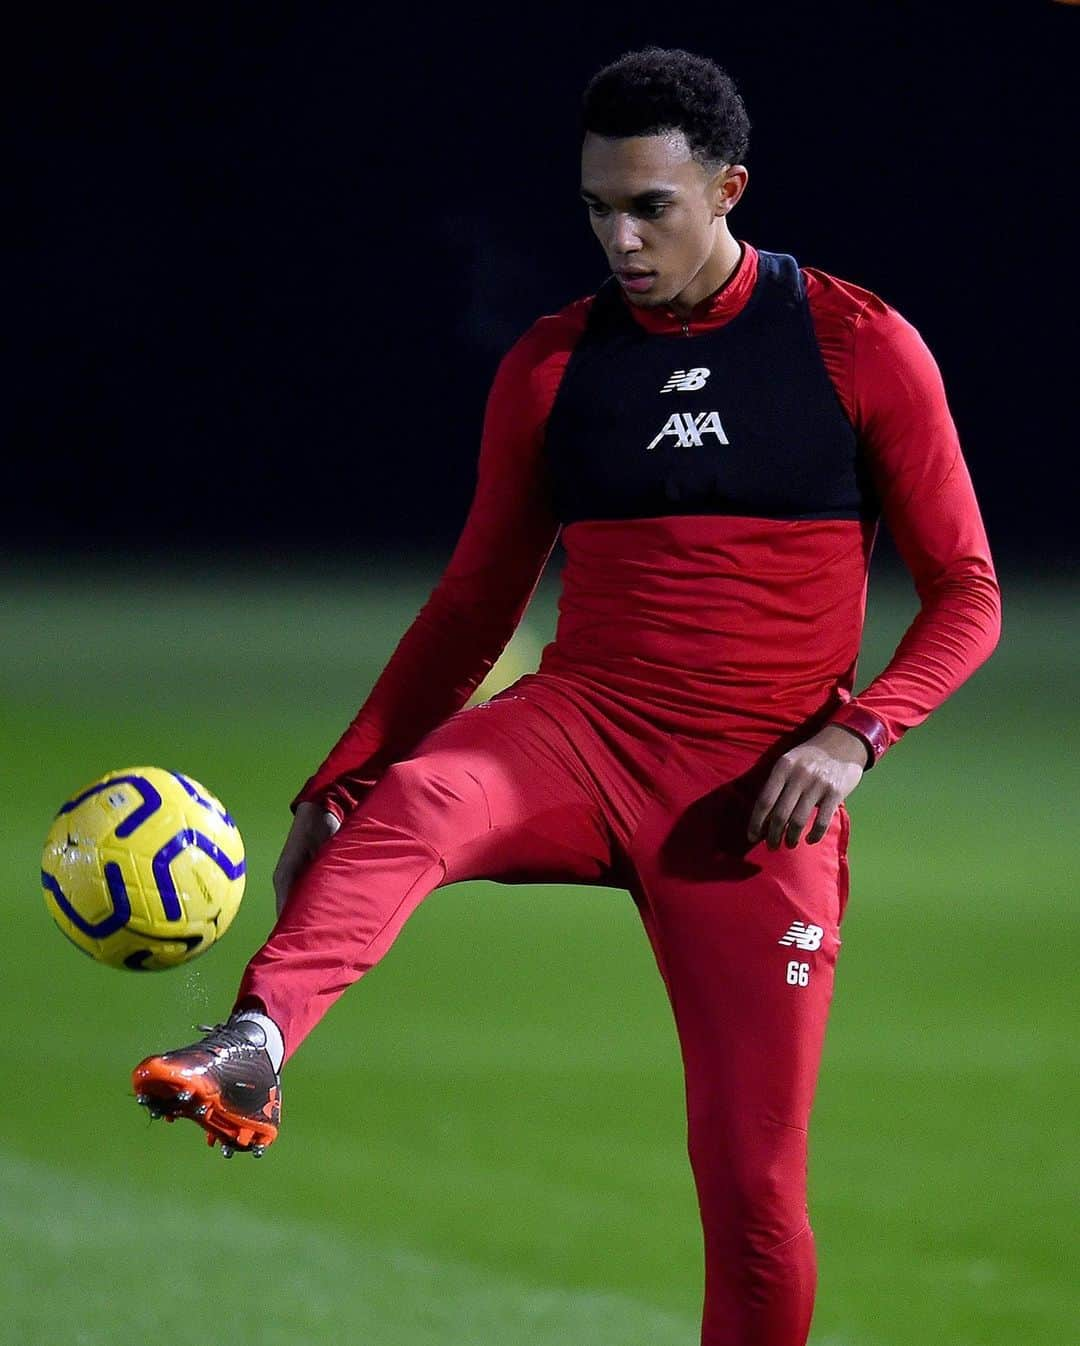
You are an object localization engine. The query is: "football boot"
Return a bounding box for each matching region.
[132,1016,280,1157]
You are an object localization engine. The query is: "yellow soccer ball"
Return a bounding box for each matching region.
[41,767,246,970]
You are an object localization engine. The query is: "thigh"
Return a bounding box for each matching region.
[626,751,851,1128]
[335,685,621,889]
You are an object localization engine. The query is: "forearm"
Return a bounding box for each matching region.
[830,444,1002,766]
[832,552,1001,762]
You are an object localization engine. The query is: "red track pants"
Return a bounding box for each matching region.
[238,672,851,1346]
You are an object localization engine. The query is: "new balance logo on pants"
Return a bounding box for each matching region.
[778,921,824,951]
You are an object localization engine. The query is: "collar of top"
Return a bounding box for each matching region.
[619,241,759,335]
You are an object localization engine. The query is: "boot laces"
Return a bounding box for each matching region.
[195,1021,261,1055]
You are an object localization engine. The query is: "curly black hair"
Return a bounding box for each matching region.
[582,47,750,166]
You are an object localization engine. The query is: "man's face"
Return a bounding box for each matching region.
[580,130,730,308]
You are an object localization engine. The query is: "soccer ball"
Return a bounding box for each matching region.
[41,767,246,971]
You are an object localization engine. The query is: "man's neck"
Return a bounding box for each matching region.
[667,226,744,317]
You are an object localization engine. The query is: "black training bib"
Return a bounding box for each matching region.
[543,250,877,525]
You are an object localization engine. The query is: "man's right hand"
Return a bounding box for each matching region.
[272,800,341,918]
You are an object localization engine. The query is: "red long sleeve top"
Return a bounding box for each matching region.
[295,242,1001,820]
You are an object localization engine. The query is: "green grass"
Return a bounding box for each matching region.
[2,558,1077,1344]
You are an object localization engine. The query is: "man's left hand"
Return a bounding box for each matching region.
[747,725,869,850]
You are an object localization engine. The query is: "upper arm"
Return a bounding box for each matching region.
[854,301,995,593]
[439,304,589,593]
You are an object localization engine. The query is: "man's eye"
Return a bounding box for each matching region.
[638,203,670,219]
[585,202,609,216]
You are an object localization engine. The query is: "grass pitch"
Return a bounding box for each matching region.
[3,558,1076,1345]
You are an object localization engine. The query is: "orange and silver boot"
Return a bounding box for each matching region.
[132,1017,281,1158]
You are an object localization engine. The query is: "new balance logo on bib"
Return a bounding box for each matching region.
[661,367,711,393]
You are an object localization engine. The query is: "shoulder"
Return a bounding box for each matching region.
[490,293,596,411]
[802,264,925,351]
[810,267,944,391]
[800,270,960,489]
[501,294,594,369]
[801,265,940,427]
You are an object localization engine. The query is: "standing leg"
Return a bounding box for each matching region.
[238,686,619,1060]
[626,748,851,1346]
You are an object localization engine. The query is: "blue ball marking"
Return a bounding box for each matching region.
[151,829,246,922]
[56,774,163,838]
[168,772,237,828]
[42,864,132,939]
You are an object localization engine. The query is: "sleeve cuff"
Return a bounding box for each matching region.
[828,705,890,768]
[289,781,350,821]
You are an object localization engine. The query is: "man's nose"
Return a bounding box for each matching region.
[610,213,642,254]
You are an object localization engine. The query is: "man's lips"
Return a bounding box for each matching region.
[615,269,657,293]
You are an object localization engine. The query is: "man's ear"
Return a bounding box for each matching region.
[714,164,749,216]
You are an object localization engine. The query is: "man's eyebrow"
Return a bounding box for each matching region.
[579,187,677,204]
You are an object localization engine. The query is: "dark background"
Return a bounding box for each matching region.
[9,1,1079,569]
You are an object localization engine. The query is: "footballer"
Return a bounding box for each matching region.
[134,48,1001,1345]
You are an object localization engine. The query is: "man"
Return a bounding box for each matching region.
[133,47,1000,1346]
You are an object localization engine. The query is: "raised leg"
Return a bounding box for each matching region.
[237,689,617,1058]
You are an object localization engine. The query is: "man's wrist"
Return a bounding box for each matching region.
[291,789,346,823]
[825,705,889,769]
[815,723,871,769]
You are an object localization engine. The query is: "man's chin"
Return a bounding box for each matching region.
[622,287,669,308]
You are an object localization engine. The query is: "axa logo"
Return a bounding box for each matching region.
[661,366,711,393]
[778,921,824,951]
[646,410,729,452]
